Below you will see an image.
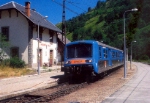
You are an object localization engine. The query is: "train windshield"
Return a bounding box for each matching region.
[67,43,92,59]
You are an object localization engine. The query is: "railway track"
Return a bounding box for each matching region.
[0,66,121,103]
[0,82,88,103]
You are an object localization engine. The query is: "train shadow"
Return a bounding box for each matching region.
[90,66,123,84]
[50,66,122,85]
[50,75,68,84]
[98,65,123,80]
[50,75,64,79]
[50,74,86,84]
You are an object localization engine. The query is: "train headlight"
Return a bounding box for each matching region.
[85,59,92,63]
[65,61,70,64]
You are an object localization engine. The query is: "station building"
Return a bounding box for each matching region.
[0,1,69,68]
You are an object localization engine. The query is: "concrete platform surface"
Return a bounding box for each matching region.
[102,62,150,103]
[0,66,63,100]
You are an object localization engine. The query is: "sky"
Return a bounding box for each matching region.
[0,0,103,25]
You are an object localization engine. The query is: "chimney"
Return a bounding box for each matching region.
[25,1,30,17]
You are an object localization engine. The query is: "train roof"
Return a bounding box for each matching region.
[96,41,123,52]
[66,40,123,52]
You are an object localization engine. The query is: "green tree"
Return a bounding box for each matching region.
[96,1,104,8]
[93,29,103,41]
[0,33,10,61]
[88,7,92,12]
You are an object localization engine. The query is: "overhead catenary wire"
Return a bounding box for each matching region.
[66,1,87,13]
[52,0,79,15]
[51,0,100,23]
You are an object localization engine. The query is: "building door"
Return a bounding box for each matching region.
[49,50,53,66]
[11,47,19,57]
[37,49,42,67]
[39,49,42,66]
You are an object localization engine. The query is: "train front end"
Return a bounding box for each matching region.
[62,40,97,81]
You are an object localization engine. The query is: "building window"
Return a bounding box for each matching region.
[50,34,53,42]
[1,27,9,41]
[11,47,19,57]
[49,30,54,43]
[39,33,42,40]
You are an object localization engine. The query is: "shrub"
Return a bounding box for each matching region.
[147,59,150,65]
[9,57,25,68]
[139,55,149,60]
[1,59,10,66]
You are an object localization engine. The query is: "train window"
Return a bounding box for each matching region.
[103,49,107,58]
[67,44,92,59]
[103,49,105,58]
[106,49,108,58]
[117,52,120,57]
[99,47,102,58]
[112,51,115,58]
[67,46,75,58]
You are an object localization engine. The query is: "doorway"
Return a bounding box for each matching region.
[37,49,42,67]
[49,50,53,67]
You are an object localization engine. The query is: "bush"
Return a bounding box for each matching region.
[1,59,10,66]
[146,59,150,64]
[139,55,149,60]
[9,57,25,68]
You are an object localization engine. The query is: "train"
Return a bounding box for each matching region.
[61,40,124,82]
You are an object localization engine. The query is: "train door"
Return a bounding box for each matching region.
[108,49,112,66]
[49,50,53,66]
[103,48,108,69]
[98,46,103,73]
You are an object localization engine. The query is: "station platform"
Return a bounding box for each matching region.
[0,66,63,100]
[102,62,150,103]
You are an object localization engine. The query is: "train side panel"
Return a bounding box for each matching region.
[92,41,99,74]
[97,45,124,74]
[97,46,110,74]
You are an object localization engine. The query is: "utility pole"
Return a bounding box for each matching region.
[123,8,138,78]
[62,0,66,44]
[61,0,66,68]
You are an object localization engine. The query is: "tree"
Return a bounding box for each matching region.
[88,7,92,12]
[0,34,10,61]
[96,1,104,9]
[93,29,103,41]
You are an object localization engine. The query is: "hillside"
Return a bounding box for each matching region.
[57,0,150,60]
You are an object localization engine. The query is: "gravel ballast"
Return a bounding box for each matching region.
[51,64,137,103]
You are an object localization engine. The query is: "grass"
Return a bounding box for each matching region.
[134,59,150,65]
[0,66,36,79]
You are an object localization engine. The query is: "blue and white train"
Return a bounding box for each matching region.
[61,40,124,82]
